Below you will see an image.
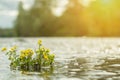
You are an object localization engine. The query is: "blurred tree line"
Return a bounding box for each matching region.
[0,28,16,37]
[14,0,88,37]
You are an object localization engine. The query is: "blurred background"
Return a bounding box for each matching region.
[0,0,120,37]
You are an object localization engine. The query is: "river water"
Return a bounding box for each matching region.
[0,37,120,80]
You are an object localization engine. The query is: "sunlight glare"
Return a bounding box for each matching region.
[83,0,120,36]
[80,0,91,6]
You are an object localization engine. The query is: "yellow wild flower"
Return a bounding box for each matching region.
[26,48,34,56]
[43,53,48,60]
[20,49,34,57]
[10,46,17,52]
[39,46,45,52]
[20,50,25,54]
[20,53,25,59]
[1,47,7,52]
[20,50,27,58]
[45,48,50,53]
[38,39,42,45]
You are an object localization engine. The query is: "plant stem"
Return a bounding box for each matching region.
[39,45,42,70]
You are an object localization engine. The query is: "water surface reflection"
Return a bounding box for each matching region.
[0,38,120,80]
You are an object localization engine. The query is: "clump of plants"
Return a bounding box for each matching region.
[1,40,55,72]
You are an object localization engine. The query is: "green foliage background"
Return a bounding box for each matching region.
[1,0,120,37]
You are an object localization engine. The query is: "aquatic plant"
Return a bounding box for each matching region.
[1,39,55,72]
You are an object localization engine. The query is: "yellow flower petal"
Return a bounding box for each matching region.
[1,47,7,52]
[38,39,42,45]
[10,46,17,52]
[43,53,48,60]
